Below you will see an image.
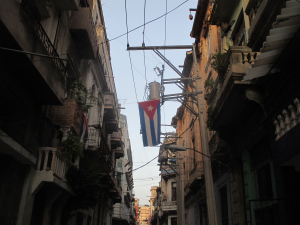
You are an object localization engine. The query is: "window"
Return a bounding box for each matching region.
[171,182,177,201]
[220,186,229,225]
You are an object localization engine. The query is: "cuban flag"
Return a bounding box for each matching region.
[80,112,88,150]
[138,99,161,146]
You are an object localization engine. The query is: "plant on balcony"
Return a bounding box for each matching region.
[206,105,213,131]
[60,133,83,160]
[204,78,214,101]
[62,155,108,221]
[66,78,98,113]
[211,52,227,83]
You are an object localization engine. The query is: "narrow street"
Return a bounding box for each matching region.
[0,0,300,225]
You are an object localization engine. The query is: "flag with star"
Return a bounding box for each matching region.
[138,99,161,146]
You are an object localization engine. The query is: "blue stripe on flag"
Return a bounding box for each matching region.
[139,104,148,146]
[149,118,157,145]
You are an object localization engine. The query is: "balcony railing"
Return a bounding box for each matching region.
[88,126,100,149]
[208,46,259,128]
[161,201,177,211]
[274,98,300,141]
[21,1,67,80]
[36,147,73,181]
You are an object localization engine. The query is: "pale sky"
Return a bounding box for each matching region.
[101,0,198,205]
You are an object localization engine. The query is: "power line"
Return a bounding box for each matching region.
[124,0,139,103]
[131,118,196,173]
[98,0,190,45]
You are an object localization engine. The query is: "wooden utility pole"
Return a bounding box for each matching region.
[192,43,218,225]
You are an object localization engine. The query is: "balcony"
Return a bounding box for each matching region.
[53,0,79,11]
[161,201,177,211]
[87,126,100,150]
[102,173,122,204]
[103,93,119,133]
[70,7,98,59]
[208,132,227,156]
[52,99,82,135]
[86,124,113,174]
[111,130,122,149]
[211,0,240,24]
[31,147,74,194]
[115,146,124,159]
[208,46,259,130]
[189,162,204,192]
[104,92,118,119]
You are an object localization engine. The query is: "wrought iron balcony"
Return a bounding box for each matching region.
[70,7,98,59]
[21,1,67,80]
[86,123,113,173]
[87,126,100,150]
[208,46,259,130]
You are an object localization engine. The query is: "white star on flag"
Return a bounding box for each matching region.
[148,105,154,111]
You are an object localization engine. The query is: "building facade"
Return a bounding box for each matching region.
[171,0,300,225]
[112,114,135,225]
[0,0,126,225]
[139,205,150,225]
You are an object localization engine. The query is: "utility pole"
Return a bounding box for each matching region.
[192,43,218,225]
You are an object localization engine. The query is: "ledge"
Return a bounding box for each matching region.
[0,129,36,165]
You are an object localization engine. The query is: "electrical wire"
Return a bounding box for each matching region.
[97,0,190,46]
[124,0,139,103]
[131,118,196,173]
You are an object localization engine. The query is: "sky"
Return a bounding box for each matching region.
[101,0,198,206]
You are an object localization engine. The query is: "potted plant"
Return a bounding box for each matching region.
[60,133,83,161]
[66,78,97,114]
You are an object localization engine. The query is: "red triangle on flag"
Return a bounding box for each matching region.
[138,100,160,120]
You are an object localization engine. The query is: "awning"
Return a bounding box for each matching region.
[243,1,300,81]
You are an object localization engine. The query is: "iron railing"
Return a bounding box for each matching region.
[21,0,67,79]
